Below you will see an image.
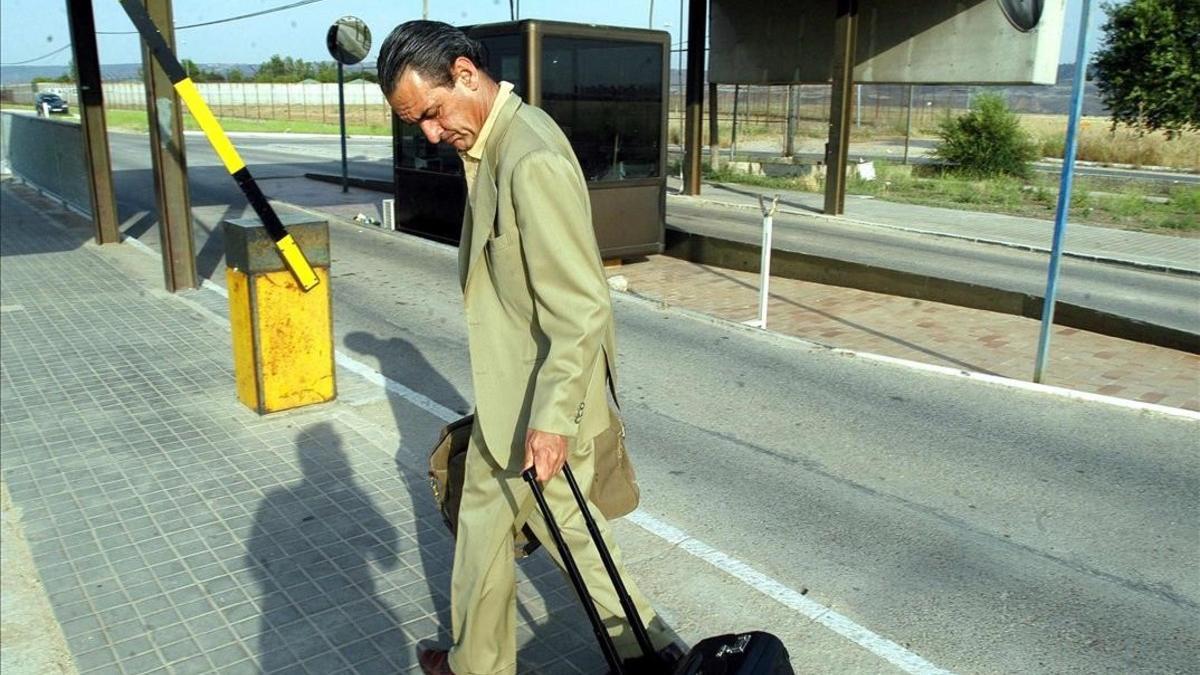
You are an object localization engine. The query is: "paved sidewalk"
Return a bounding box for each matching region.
[667,177,1200,274]
[0,183,603,675]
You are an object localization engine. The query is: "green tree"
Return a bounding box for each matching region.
[181,58,200,80]
[1091,0,1199,137]
[55,57,76,83]
[254,55,287,81]
[227,68,245,83]
[315,62,338,82]
[933,93,1039,178]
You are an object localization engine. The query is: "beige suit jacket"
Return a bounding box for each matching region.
[459,92,617,468]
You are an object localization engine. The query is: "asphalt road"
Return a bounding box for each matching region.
[94,128,1200,673]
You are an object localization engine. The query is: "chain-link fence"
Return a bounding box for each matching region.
[2,74,1121,162]
[664,80,1110,155]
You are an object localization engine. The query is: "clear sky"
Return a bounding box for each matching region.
[0,0,1110,70]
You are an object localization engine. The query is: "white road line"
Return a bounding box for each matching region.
[119,237,956,674]
[628,511,954,675]
[842,347,1200,421]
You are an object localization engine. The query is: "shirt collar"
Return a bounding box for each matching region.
[463,81,514,162]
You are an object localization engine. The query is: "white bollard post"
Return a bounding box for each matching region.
[745,194,779,329]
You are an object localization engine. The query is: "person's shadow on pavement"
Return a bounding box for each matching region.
[245,422,411,673]
[342,332,583,669]
[343,333,465,638]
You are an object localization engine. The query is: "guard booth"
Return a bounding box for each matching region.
[391,20,669,259]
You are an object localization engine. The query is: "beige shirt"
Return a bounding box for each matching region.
[460,81,515,198]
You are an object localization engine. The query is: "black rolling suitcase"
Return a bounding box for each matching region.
[523,465,794,674]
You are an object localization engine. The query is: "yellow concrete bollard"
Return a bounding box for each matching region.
[223,215,335,414]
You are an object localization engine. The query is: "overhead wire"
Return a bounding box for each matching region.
[0,43,72,66]
[0,0,332,64]
[97,0,331,34]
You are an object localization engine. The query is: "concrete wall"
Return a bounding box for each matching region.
[0,112,91,216]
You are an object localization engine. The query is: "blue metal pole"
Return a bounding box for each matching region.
[1033,0,1092,384]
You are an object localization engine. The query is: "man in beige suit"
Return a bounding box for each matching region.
[378,21,680,675]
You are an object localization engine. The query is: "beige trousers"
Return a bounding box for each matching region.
[447,423,673,675]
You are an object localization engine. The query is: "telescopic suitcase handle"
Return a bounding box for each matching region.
[522,464,660,674]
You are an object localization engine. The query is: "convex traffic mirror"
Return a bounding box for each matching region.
[326,16,372,65]
[997,0,1044,32]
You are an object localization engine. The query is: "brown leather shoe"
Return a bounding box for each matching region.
[418,646,456,675]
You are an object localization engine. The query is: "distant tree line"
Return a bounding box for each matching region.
[253,55,378,83]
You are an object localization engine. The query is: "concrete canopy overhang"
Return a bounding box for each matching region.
[709,0,1066,85]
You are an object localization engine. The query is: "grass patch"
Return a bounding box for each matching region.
[1023,114,1199,170]
[692,158,1198,236]
[849,162,1197,235]
[103,108,392,136]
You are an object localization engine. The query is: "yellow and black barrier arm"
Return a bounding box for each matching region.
[118,0,320,291]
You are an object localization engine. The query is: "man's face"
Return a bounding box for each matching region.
[387,58,485,152]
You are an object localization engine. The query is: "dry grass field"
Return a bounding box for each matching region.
[1023,114,1199,170]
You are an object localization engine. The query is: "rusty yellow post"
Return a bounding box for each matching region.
[224,216,335,414]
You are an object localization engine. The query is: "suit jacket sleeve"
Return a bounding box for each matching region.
[511,149,609,437]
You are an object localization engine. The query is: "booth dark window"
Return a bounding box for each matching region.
[480,35,523,89]
[540,38,663,182]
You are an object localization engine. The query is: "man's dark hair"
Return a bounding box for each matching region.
[377,20,486,96]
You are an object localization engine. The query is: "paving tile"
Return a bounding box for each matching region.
[73,646,119,673]
[169,654,214,675]
[157,636,202,665]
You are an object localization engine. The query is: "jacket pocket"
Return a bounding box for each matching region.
[487,230,518,252]
[485,230,535,318]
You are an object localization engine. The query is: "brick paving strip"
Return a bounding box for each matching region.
[607,256,1200,412]
[0,182,603,675]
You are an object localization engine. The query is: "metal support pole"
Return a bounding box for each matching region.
[785,84,797,158]
[730,84,740,160]
[855,83,861,127]
[678,0,685,139]
[1033,0,1093,384]
[140,0,197,291]
[708,81,720,171]
[903,84,913,165]
[338,62,348,193]
[681,0,706,195]
[823,0,857,215]
[65,0,119,245]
